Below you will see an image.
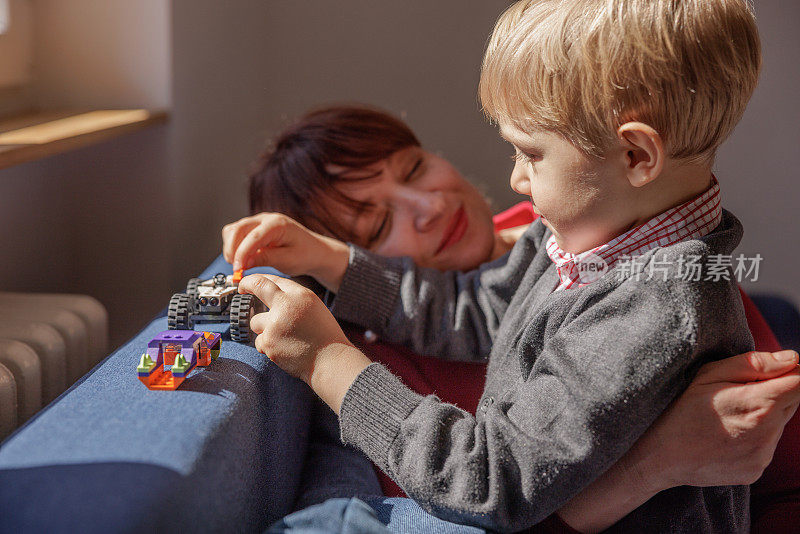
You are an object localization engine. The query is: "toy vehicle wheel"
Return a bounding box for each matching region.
[230,294,256,342]
[185,278,201,299]
[168,293,192,330]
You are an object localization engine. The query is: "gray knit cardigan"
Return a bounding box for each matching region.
[330,209,753,533]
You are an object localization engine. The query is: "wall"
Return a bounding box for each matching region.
[168,0,516,288]
[0,0,34,117]
[0,0,33,89]
[32,0,170,109]
[0,0,171,348]
[716,0,800,304]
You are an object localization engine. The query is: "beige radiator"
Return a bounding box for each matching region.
[0,293,108,440]
[0,363,16,440]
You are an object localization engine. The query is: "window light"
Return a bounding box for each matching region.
[0,0,8,36]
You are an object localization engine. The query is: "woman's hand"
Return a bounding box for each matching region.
[642,350,800,488]
[222,213,350,292]
[559,350,800,533]
[239,274,372,413]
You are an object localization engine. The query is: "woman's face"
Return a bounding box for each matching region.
[328,146,496,271]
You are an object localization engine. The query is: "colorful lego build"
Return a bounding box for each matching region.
[167,269,259,342]
[137,330,222,390]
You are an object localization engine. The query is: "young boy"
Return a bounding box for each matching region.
[228,0,761,531]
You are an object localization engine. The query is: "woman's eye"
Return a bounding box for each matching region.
[368,213,391,246]
[404,157,423,182]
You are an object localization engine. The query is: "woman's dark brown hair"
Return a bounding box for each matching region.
[248,105,420,243]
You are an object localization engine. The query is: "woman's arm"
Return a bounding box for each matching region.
[558,349,800,533]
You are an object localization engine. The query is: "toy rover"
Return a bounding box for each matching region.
[167,271,259,342]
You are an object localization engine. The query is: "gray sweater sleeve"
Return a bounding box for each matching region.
[330,222,546,360]
[338,244,753,532]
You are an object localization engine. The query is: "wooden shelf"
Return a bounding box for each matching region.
[0,109,168,170]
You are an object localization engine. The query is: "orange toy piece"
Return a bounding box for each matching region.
[232,269,244,284]
[140,364,187,390]
[137,330,222,390]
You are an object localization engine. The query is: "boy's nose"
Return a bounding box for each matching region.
[509,164,531,196]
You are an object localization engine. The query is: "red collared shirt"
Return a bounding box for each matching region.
[545,178,722,290]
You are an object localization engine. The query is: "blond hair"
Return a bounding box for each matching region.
[479,0,761,163]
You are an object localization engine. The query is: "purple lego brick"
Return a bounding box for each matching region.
[148,330,202,349]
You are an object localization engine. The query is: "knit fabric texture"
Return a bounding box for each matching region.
[330,209,753,533]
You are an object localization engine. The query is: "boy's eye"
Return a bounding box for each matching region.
[510,150,538,165]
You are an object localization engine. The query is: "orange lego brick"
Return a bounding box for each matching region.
[138,364,186,390]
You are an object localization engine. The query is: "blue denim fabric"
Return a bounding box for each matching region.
[295,397,383,510]
[270,497,488,534]
[268,497,390,534]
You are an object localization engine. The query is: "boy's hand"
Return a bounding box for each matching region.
[239,274,372,413]
[240,274,348,383]
[222,213,349,292]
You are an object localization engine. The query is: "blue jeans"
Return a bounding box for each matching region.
[269,497,488,534]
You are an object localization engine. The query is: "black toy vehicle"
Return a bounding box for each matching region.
[168,273,260,342]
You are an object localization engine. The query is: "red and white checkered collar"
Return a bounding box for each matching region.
[545,177,722,291]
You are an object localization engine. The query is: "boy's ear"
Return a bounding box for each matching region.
[617,122,665,187]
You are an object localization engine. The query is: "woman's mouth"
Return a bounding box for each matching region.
[436,206,468,254]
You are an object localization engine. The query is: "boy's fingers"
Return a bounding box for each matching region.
[260,274,304,293]
[245,277,297,324]
[254,333,270,357]
[697,351,799,384]
[238,274,284,307]
[249,311,269,335]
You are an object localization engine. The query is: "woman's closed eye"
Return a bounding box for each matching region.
[404,157,423,182]
[367,211,391,247]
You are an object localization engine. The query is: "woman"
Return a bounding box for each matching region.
[225,105,800,532]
